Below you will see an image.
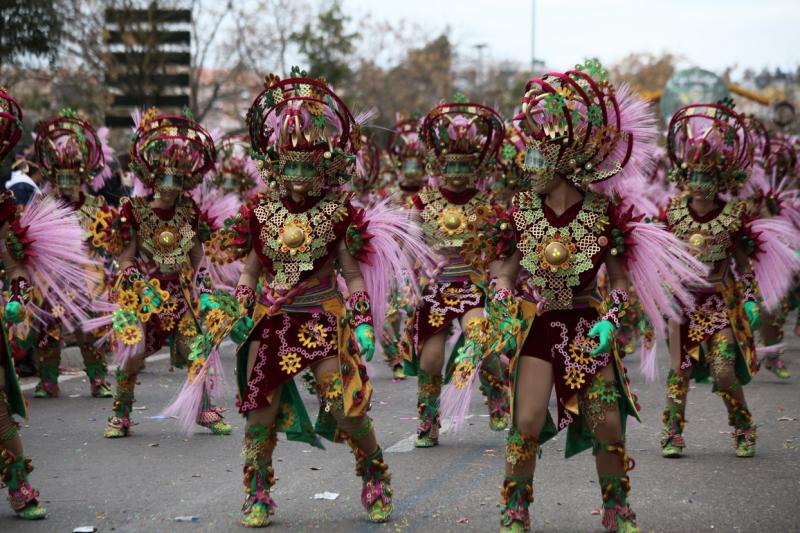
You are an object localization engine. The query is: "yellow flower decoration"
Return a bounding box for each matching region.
[205,308,227,335]
[428,310,445,328]
[162,299,179,314]
[161,315,176,332]
[319,371,343,399]
[688,327,704,342]
[117,289,139,312]
[50,304,65,319]
[692,310,712,328]
[119,325,143,346]
[568,337,592,366]
[276,402,295,431]
[178,314,198,337]
[442,287,462,306]
[564,367,586,390]
[298,322,328,349]
[279,352,302,374]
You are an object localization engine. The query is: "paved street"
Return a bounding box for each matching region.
[2,330,800,533]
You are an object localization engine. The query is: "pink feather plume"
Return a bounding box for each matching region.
[749,217,800,312]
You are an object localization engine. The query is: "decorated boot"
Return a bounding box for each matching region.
[33,364,59,399]
[354,446,393,523]
[414,369,441,447]
[85,361,113,398]
[104,369,135,438]
[479,361,509,431]
[599,473,639,533]
[720,390,756,457]
[764,350,790,379]
[241,424,278,528]
[500,475,532,532]
[1,450,46,520]
[661,369,688,458]
[196,389,232,435]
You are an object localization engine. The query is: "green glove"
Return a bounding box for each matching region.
[744,301,761,329]
[355,323,375,361]
[199,292,219,313]
[4,301,23,324]
[588,320,616,356]
[230,315,254,345]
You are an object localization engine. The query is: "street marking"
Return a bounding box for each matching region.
[385,415,474,453]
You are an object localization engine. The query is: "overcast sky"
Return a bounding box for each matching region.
[343,0,797,73]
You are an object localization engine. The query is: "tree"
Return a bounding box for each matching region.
[0,0,62,79]
[291,0,360,88]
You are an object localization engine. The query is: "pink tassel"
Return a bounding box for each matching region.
[19,196,99,327]
[625,221,709,335]
[439,360,482,434]
[91,127,114,192]
[160,347,222,434]
[112,337,144,368]
[639,339,658,383]
[757,343,785,361]
[358,198,436,335]
[750,217,800,311]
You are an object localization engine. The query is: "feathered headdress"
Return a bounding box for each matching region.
[420,95,504,180]
[34,109,109,190]
[246,67,359,194]
[667,102,753,193]
[516,60,657,194]
[351,134,381,194]
[214,134,260,194]
[130,108,217,191]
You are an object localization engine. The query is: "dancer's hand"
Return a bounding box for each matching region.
[199,292,219,313]
[744,301,761,329]
[355,323,375,361]
[230,315,253,344]
[588,320,616,356]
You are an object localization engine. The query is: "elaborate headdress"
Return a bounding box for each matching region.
[0,88,24,162]
[495,122,531,190]
[214,134,260,194]
[419,96,504,184]
[130,108,217,191]
[516,60,656,193]
[351,134,380,194]
[666,102,753,193]
[764,134,797,182]
[34,109,110,190]
[246,68,359,196]
[387,114,426,182]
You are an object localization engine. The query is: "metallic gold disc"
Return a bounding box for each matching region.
[544,241,569,266]
[281,224,306,249]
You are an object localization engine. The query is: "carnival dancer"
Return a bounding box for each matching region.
[31,109,114,398]
[1,89,101,520]
[408,96,510,446]
[660,102,800,460]
[164,69,432,527]
[90,108,232,438]
[489,62,708,532]
[379,116,428,380]
[747,133,800,378]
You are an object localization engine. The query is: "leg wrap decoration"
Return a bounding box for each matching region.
[241,424,278,527]
[83,346,112,398]
[708,334,737,387]
[500,475,533,531]
[719,390,756,456]
[506,428,540,466]
[595,440,637,532]
[415,369,442,446]
[351,445,392,522]
[197,386,231,435]
[35,342,60,398]
[479,356,509,431]
[580,375,621,433]
[317,370,345,415]
[105,369,136,438]
[0,392,19,442]
[661,370,689,451]
[1,449,39,513]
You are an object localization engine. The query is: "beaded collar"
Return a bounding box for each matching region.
[666,196,747,265]
[512,191,610,310]
[129,197,197,273]
[417,186,491,250]
[253,190,349,291]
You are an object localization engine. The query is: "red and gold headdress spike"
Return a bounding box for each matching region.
[0,88,24,162]
[34,110,105,185]
[246,67,357,191]
[667,102,753,193]
[420,96,504,178]
[130,111,217,190]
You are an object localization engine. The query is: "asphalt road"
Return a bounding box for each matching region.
[2,330,799,533]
